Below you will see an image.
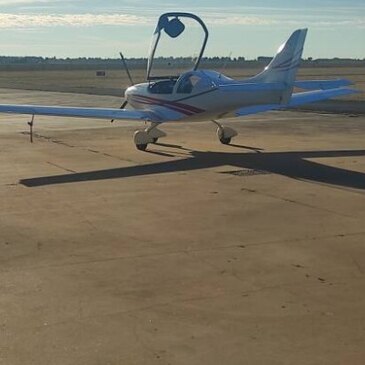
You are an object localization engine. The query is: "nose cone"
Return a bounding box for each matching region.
[125,85,137,100]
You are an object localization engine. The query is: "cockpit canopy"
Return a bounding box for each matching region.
[147,13,209,81]
[175,71,216,94]
[148,79,176,94]
[148,71,216,95]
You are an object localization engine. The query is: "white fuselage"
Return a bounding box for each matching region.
[125,70,285,123]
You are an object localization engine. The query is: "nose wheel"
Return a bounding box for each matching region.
[212,120,237,145]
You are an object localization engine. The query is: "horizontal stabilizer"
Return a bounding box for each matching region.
[235,87,358,116]
[0,104,157,122]
[294,79,352,90]
[288,87,358,107]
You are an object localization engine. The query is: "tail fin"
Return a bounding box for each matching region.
[252,29,308,103]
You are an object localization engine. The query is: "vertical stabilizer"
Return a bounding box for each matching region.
[251,29,308,103]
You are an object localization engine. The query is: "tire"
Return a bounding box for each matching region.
[136,143,148,151]
[219,137,231,145]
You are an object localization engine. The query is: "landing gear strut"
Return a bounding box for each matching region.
[134,123,166,150]
[28,114,35,143]
[212,120,237,145]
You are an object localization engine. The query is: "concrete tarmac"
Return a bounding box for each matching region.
[0,89,365,365]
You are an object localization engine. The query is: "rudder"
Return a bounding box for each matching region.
[251,29,308,103]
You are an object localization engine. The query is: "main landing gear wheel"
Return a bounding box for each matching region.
[212,120,237,145]
[136,143,148,151]
[219,136,231,145]
[134,130,150,150]
[133,124,166,151]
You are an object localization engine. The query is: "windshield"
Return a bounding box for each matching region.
[147,13,208,80]
[175,72,215,94]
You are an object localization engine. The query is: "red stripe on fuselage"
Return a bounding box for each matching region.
[131,97,195,116]
[134,94,205,114]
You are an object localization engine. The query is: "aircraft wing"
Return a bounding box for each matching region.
[235,87,358,117]
[0,104,161,122]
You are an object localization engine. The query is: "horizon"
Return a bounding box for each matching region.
[0,55,364,62]
[0,1,364,59]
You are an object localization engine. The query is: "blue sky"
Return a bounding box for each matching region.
[0,0,364,59]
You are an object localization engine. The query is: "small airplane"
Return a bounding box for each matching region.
[0,12,358,150]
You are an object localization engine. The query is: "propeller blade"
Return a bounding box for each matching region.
[111,52,133,123]
[120,100,128,109]
[120,52,134,86]
[111,100,128,123]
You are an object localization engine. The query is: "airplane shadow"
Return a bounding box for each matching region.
[20,148,365,190]
[229,144,264,152]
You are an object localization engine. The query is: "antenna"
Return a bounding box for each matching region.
[219,51,232,78]
[119,52,134,86]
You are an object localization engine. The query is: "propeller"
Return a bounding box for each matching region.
[120,52,134,86]
[111,52,134,123]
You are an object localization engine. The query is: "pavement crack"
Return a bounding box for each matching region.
[46,161,77,173]
[86,148,138,163]
[2,231,365,274]
[185,250,247,285]
[51,139,75,148]
[21,132,76,148]
[241,187,357,218]
[352,258,364,275]
[22,131,137,163]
